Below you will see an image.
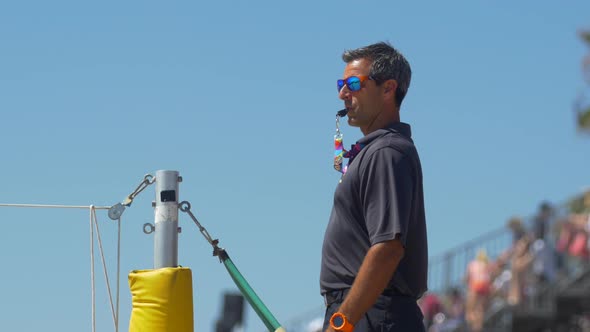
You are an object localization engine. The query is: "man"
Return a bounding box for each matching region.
[532,201,553,241]
[320,42,427,332]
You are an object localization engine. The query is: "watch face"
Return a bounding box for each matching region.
[333,315,344,327]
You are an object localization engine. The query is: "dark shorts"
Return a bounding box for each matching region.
[322,289,425,332]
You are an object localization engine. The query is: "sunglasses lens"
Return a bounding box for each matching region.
[337,80,345,92]
[347,76,361,91]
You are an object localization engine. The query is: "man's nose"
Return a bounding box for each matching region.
[338,85,351,100]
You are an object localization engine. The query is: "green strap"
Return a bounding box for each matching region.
[219,251,284,332]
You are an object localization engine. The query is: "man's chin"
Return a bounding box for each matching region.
[347,117,360,127]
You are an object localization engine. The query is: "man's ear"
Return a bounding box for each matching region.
[383,79,398,100]
[383,79,398,94]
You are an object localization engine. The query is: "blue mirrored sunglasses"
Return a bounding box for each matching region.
[337,75,373,92]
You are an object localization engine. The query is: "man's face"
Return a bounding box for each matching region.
[338,58,383,132]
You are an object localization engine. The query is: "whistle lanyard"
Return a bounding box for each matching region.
[333,110,367,176]
[334,114,347,174]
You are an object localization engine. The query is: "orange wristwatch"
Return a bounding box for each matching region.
[330,312,354,332]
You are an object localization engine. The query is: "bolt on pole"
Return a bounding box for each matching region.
[153,170,181,269]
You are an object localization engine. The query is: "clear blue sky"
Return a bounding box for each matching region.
[0,1,589,331]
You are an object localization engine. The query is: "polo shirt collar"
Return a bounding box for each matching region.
[357,122,412,145]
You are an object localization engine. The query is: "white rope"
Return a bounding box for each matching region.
[90,206,96,332]
[1,202,121,331]
[92,208,119,331]
[116,217,121,332]
[0,203,111,209]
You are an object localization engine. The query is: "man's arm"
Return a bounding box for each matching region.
[328,237,405,329]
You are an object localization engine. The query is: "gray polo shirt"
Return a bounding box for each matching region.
[320,122,427,299]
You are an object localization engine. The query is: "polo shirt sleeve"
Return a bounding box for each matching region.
[359,147,414,247]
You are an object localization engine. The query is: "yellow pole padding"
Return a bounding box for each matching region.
[128,267,194,332]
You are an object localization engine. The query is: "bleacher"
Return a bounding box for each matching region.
[423,191,590,332]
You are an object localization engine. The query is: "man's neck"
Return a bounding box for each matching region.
[361,110,400,136]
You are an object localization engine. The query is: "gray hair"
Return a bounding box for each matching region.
[342,42,412,107]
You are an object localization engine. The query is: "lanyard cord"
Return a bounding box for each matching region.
[334,110,348,174]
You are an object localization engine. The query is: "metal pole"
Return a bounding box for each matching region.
[153,170,181,269]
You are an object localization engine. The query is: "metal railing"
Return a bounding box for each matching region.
[427,226,513,294]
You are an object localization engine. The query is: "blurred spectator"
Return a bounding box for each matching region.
[568,189,590,215]
[531,236,557,284]
[446,288,465,320]
[508,237,534,306]
[566,214,590,261]
[507,216,526,244]
[492,269,512,299]
[423,288,465,332]
[526,236,557,305]
[528,202,559,297]
[465,249,493,332]
[442,287,465,330]
[556,217,572,254]
[533,201,554,241]
[555,216,574,275]
[555,191,590,270]
[419,292,443,330]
